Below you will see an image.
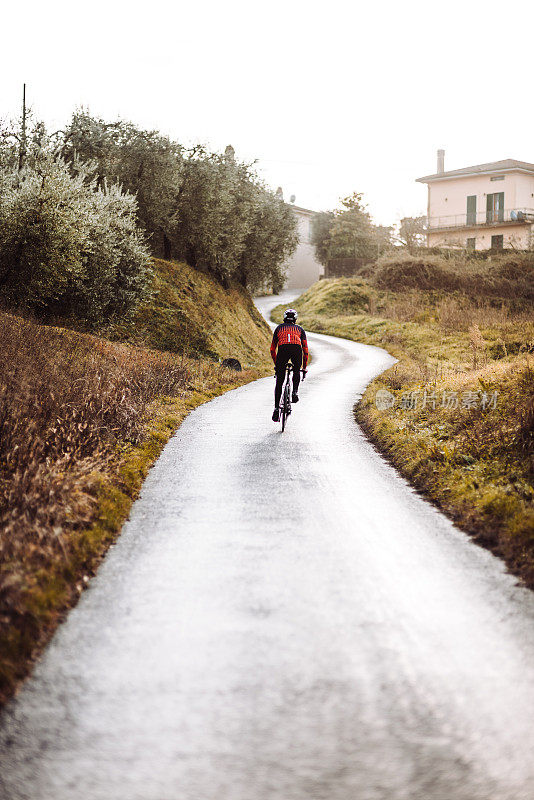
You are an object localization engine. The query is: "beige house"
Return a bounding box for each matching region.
[283,204,324,288]
[417,151,534,250]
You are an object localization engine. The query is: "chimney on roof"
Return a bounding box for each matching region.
[437,149,445,174]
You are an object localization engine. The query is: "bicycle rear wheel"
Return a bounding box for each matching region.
[281,385,291,432]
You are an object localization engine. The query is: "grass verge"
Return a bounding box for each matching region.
[273,271,534,587]
[0,363,265,706]
[106,259,272,361]
[1,259,272,706]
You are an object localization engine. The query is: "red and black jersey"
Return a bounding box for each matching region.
[270,323,308,367]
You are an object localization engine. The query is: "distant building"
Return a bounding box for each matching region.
[284,204,324,288]
[417,151,534,250]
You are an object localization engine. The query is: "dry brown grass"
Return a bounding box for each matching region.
[516,364,534,469]
[370,292,534,339]
[1,312,190,554]
[358,356,534,583]
[0,256,273,705]
[371,251,534,302]
[279,273,534,587]
[0,310,260,701]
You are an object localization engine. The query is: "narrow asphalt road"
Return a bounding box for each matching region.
[1,292,534,800]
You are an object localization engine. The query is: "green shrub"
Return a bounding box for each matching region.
[0,156,152,323]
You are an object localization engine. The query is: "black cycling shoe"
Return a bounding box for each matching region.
[272,408,280,422]
[292,392,299,403]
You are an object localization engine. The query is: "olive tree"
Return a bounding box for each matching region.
[58,112,298,291]
[237,187,298,292]
[60,112,184,258]
[0,154,152,322]
[170,148,297,290]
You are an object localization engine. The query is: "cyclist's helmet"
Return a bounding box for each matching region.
[284,308,298,323]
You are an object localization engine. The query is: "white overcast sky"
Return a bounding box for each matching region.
[2,0,533,225]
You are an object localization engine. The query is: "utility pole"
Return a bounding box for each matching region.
[18,83,27,171]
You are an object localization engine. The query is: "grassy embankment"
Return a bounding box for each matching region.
[273,252,534,585]
[0,259,272,705]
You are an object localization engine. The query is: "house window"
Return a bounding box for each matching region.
[490,176,505,181]
[486,192,504,223]
[466,237,476,250]
[466,195,477,225]
[491,234,503,250]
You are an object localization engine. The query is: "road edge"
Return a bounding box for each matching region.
[0,370,266,709]
[269,299,534,592]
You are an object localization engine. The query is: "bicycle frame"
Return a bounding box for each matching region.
[279,365,292,432]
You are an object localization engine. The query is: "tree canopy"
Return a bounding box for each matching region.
[311,192,393,265]
[0,122,152,323]
[0,110,298,324]
[59,112,297,291]
[397,216,427,252]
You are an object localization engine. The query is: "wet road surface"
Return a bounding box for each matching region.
[1,292,534,799]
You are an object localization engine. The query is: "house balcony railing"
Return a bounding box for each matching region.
[425,208,534,232]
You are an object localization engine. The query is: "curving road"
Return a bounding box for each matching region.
[1,292,534,800]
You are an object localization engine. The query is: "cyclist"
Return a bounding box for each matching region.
[270,308,308,422]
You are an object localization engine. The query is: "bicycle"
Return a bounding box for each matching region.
[278,365,306,432]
